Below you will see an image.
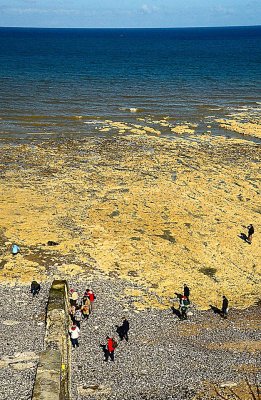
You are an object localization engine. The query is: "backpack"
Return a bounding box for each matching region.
[112,339,118,349]
[75,310,82,321]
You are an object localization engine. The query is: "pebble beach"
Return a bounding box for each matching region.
[0,277,260,400]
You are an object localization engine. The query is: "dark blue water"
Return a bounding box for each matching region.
[0,26,260,139]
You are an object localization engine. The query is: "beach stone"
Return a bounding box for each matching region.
[78,384,111,397]
[2,320,20,326]
[0,360,8,368]
[220,382,237,388]
[12,362,36,370]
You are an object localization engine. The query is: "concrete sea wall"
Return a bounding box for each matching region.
[32,280,71,400]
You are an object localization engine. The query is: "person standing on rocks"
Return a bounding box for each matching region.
[183,284,190,302]
[74,307,82,329]
[69,324,80,348]
[69,304,76,323]
[30,281,41,297]
[11,243,20,256]
[122,317,129,341]
[116,317,130,341]
[85,288,96,311]
[247,224,254,244]
[104,336,117,362]
[221,295,229,318]
[81,297,91,319]
[69,289,79,306]
[179,295,190,320]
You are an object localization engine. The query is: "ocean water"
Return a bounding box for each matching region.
[0,26,260,140]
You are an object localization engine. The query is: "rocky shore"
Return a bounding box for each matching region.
[0,132,260,398]
[0,278,260,400]
[68,278,261,400]
[0,133,260,309]
[0,283,49,400]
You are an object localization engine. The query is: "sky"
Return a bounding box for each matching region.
[0,0,260,28]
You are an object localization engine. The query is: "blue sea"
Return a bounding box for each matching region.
[0,26,260,140]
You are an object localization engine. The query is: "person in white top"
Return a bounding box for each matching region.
[69,324,80,348]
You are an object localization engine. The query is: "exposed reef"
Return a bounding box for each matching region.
[0,134,260,310]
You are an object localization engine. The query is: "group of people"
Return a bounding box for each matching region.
[25,222,253,360]
[68,288,96,347]
[28,278,231,363]
[101,318,130,362]
[174,284,229,320]
[68,286,130,361]
[174,284,191,320]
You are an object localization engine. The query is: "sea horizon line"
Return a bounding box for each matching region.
[0,24,260,30]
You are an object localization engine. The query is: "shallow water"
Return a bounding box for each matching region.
[0,26,260,140]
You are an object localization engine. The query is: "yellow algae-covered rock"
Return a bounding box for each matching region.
[99,127,111,132]
[98,120,162,136]
[0,256,46,285]
[132,301,148,311]
[143,126,161,135]
[130,128,147,135]
[124,288,144,297]
[57,263,85,276]
[171,124,196,134]
[0,136,260,310]
[216,117,261,139]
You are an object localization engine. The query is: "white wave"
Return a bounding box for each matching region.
[119,107,140,113]
[83,121,105,125]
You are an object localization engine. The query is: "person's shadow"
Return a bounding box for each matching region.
[116,325,124,341]
[238,233,250,244]
[171,306,182,320]
[100,344,108,360]
[174,292,182,300]
[209,305,222,315]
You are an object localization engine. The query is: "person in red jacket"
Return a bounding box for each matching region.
[104,336,117,362]
[83,288,96,311]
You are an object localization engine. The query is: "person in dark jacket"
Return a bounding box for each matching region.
[31,281,41,297]
[122,317,129,341]
[183,284,190,302]
[117,317,130,341]
[179,295,190,320]
[221,295,229,318]
[247,224,254,244]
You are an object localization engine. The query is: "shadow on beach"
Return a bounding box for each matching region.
[171,306,182,320]
[238,233,251,244]
[209,305,222,315]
